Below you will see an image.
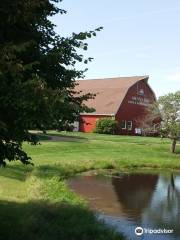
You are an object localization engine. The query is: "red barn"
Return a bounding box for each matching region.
[75,76,156,135]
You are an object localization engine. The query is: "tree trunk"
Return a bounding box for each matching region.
[171,138,176,153]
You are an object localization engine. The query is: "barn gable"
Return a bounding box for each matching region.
[75,76,149,115]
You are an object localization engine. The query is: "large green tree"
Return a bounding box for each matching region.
[0,0,102,165]
[158,91,180,153]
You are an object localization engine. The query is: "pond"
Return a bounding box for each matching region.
[68,172,180,240]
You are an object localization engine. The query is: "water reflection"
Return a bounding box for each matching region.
[112,174,158,221]
[142,174,180,236]
[68,172,180,240]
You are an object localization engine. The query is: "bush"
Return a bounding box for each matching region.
[93,118,118,134]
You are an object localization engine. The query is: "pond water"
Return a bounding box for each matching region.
[68,172,180,240]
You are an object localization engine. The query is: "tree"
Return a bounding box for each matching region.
[158,91,180,153]
[135,102,161,136]
[0,0,102,165]
[137,91,180,152]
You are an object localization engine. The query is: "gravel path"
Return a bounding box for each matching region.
[38,133,86,142]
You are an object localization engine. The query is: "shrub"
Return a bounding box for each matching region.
[93,118,118,134]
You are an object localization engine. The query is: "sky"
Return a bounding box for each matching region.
[51,0,180,97]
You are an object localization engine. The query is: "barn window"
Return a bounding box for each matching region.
[127,121,132,130]
[138,89,144,96]
[121,120,126,129]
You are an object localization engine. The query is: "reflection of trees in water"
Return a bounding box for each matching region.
[167,174,178,217]
[167,174,180,203]
[112,173,180,237]
[146,173,180,235]
[135,173,180,236]
[112,174,158,220]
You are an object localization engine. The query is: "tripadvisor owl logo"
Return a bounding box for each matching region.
[135,227,144,236]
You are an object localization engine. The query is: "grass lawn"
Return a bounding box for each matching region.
[0,131,180,240]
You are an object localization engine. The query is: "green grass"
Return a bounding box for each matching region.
[0,131,180,240]
[27,131,180,171]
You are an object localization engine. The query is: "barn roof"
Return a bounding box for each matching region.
[75,76,149,115]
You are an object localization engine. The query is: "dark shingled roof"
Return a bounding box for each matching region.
[75,76,149,115]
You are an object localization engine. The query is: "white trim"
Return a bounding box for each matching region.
[121,120,127,129]
[80,113,115,116]
[127,121,133,130]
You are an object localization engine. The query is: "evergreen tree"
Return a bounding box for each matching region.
[0,0,102,165]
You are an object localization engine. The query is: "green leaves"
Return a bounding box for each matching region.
[158,91,180,152]
[158,91,180,138]
[93,118,118,134]
[0,0,103,165]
